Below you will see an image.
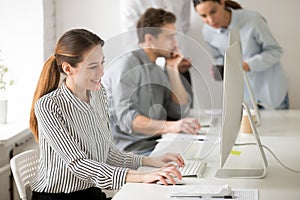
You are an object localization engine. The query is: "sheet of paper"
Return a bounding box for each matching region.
[157,133,206,142]
[170,185,258,200]
[170,185,231,197]
[231,189,258,200]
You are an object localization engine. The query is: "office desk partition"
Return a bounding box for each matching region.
[112,110,300,200]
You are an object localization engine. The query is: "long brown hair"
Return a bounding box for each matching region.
[193,0,242,10]
[29,29,104,141]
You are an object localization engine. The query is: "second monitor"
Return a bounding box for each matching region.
[215,36,268,179]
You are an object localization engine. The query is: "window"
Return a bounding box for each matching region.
[0,0,44,122]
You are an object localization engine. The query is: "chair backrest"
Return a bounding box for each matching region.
[10,149,39,200]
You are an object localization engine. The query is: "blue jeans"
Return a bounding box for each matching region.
[258,93,289,110]
[276,93,289,109]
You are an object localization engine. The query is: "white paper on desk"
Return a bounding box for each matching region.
[157,133,206,143]
[170,186,258,200]
[231,189,258,200]
[170,185,231,197]
[155,134,206,158]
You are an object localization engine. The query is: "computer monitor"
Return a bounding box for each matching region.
[228,28,261,125]
[215,39,268,179]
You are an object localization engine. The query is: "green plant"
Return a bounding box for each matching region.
[0,64,14,92]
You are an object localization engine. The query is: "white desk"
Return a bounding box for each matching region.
[112,110,300,200]
[0,122,32,146]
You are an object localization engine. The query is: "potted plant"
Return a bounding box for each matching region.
[0,63,14,124]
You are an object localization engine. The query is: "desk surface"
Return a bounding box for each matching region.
[112,110,300,200]
[0,121,31,147]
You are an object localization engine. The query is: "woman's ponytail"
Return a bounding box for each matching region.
[29,55,61,141]
[225,0,242,10]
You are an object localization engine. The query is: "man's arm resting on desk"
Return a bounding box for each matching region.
[132,114,200,135]
[166,66,189,105]
[165,52,190,105]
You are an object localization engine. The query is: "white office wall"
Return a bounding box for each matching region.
[54,0,300,109]
[55,0,121,43]
[0,0,44,122]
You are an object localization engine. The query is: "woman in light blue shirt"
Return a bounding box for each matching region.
[193,0,289,109]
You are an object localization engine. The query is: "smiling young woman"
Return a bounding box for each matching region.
[29,28,185,200]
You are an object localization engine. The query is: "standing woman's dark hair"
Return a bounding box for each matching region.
[29,29,104,141]
[193,0,242,9]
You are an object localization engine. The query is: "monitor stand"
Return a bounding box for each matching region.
[215,102,268,179]
[243,71,261,126]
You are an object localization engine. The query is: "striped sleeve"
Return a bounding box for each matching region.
[35,96,129,190]
[106,140,144,169]
[100,85,144,169]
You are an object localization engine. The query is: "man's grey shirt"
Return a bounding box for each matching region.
[103,49,191,154]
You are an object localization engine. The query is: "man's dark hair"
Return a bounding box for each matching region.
[136,8,176,43]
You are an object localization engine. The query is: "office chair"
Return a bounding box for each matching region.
[10,149,39,200]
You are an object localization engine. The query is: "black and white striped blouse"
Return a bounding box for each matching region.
[31,83,143,193]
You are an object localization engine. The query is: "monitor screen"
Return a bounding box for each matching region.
[228,28,240,46]
[228,28,261,124]
[215,32,267,178]
[219,40,244,168]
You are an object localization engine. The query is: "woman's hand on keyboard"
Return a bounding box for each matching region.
[142,153,185,168]
[127,165,183,185]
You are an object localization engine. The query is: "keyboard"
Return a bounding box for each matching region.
[179,160,207,178]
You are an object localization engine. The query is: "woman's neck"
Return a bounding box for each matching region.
[65,78,89,103]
